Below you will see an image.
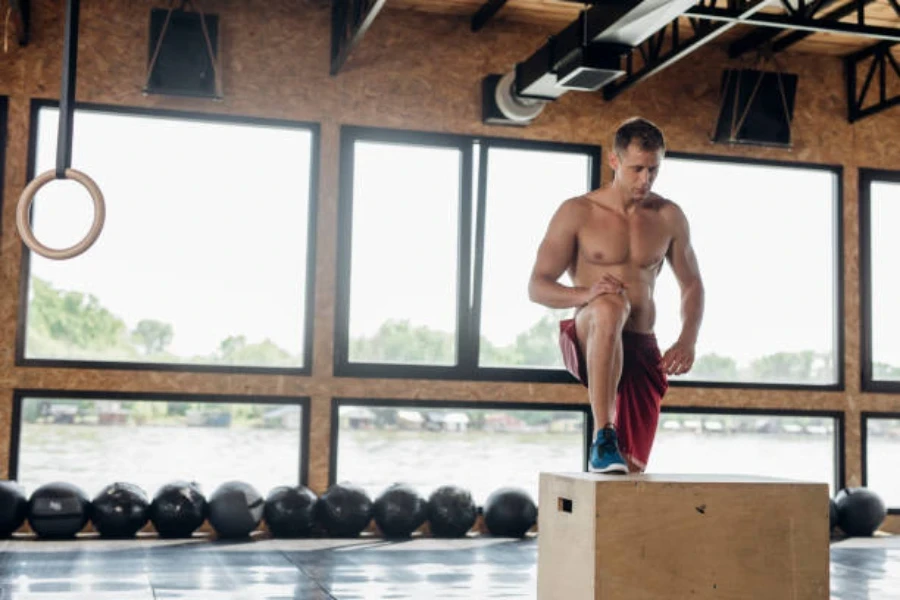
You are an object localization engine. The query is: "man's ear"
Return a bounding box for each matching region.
[608,151,619,171]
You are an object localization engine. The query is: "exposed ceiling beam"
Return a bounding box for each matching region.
[686,2,900,43]
[603,0,772,101]
[728,0,842,58]
[471,0,509,32]
[770,0,883,53]
[330,0,387,75]
[8,0,30,46]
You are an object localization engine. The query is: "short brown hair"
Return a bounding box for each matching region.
[614,117,666,155]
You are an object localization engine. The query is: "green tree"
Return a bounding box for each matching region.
[215,335,293,365]
[480,310,568,368]
[131,319,174,355]
[750,351,815,382]
[512,311,567,367]
[26,277,135,357]
[479,337,521,366]
[874,362,900,379]
[350,320,455,364]
[691,353,738,380]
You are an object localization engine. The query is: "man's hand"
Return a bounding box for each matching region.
[662,339,695,375]
[582,274,626,305]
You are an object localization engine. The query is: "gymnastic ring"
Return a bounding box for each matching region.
[16,168,106,260]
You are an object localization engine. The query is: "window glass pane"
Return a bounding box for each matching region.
[25,107,314,368]
[17,396,304,498]
[652,412,836,494]
[336,404,585,503]
[865,417,900,507]
[348,141,461,366]
[479,147,591,369]
[654,159,838,385]
[869,180,900,380]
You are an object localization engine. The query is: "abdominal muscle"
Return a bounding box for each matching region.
[572,264,659,333]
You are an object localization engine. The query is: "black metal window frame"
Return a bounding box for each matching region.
[860,167,900,392]
[661,152,845,392]
[328,396,594,488]
[861,410,900,515]
[334,125,602,382]
[9,388,312,488]
[0,97,7,253]
[16,99,321,376]
[661,405,846,493]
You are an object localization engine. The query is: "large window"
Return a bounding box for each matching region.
[12,391,308,499]
[20,103,318,372]
[652,409,841,494]
[861,169,900,391]
[333,400,588,503]
[653,155,841,387]
[863,414,900,511]
[336,127,599,380]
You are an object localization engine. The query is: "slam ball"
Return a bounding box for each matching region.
[91,482,150,538]
[373,483,427,538]
[426,485,477,538]
[316,482,372,537]
[264,485,318,538]
[208,481,264,539]
[834,487,886,537]
[28,482,91,539]
[483,487,537,538]
[150,481,208,538]
[0,481,28,538]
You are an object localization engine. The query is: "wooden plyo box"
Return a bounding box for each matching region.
[537,472,829,599]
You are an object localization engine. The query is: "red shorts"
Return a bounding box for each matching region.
[559,318,669,471]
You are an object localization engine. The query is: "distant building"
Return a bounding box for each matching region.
[341,407,376,430]
[263,406,302,429]
[484,412,526,433]
[397,410,425,430]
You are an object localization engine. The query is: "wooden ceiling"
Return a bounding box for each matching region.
[388,0,900,56]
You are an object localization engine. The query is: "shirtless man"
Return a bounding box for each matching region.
[528,117,704,474]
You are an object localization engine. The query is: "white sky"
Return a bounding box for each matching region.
[29,108,311,360]
[870,180,900,366]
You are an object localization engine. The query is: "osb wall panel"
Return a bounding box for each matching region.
[0,1,898,522]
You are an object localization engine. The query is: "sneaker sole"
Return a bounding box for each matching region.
[589,464,628,474]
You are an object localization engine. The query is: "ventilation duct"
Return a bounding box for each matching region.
[483,0,700,125]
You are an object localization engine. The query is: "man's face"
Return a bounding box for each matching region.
[610,142,664,201]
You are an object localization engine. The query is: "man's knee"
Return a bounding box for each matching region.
[580,294,630,336]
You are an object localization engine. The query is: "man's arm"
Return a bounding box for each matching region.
[662,204,704,374]
[528,200,594,309]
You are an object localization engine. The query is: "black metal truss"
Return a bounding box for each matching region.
[686,0,900,44]
[9,0,30,46]
[845,41,900,122]
[603,0,771,101]
[330,0,387,75]
[472,0,508,32]
[728,0,848,58]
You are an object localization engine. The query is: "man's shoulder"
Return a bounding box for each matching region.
[644,193,685,218]
[557,194,594,215]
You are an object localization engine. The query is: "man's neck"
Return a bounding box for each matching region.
[607,183,638,214]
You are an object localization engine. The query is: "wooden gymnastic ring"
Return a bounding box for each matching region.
[16,168,106,260]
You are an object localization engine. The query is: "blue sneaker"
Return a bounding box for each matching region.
[589,426,628,474]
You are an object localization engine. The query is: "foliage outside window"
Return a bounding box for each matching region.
[23,105,316,370]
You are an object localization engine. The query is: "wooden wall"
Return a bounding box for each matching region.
[1,0,898,529]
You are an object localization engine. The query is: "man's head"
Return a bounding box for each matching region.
[609,117,666,201]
